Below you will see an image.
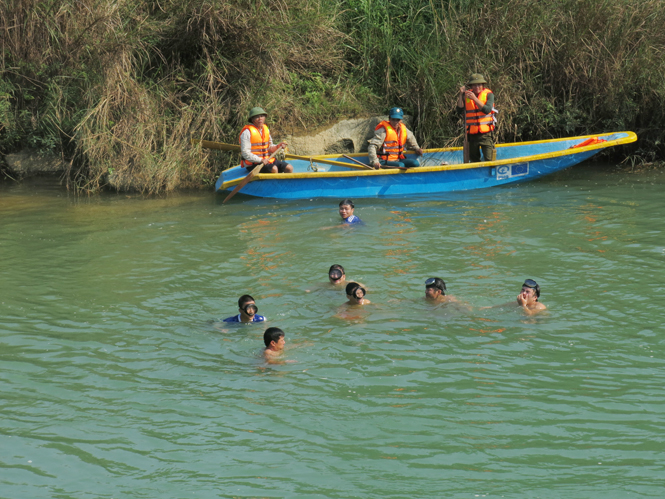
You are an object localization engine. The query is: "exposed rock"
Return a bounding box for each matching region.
[3,150,66,178]
[282,115,411,156]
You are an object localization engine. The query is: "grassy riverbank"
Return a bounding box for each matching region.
[2,0,664,192]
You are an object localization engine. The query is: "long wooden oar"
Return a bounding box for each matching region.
[195,138,411,171]
[223,146,284,204]
[191,138,240,152]
[341,155,374,170]
[193,139,373,171]
[344,154,407,171]
[282,153,375,171]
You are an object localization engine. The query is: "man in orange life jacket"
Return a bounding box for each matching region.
[367,107,424,169]
[239,107,293,173]
[457,74,497,163]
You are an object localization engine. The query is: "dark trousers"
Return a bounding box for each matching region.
[380,158,421,168]
[468,133,495,162]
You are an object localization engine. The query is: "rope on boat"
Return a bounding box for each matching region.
[308,158,320,172]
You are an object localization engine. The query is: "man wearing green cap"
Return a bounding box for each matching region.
[457,74,497,163]
[239,107,293,173]
[368,107,424,169]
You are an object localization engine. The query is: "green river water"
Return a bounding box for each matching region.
[1,164,664,498]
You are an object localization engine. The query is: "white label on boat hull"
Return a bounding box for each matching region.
[496,162,529,180]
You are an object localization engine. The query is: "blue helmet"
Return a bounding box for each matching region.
[388,107,404,119]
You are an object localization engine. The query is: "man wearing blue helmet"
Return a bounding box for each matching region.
[368,107,424,169]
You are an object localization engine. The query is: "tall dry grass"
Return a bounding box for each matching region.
[2,0,365,192]
[343,0,665,159]
[1,0,664,192]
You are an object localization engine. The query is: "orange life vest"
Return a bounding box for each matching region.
[239,124,275,167]
[465,88,495,134]
[376,121,407,161]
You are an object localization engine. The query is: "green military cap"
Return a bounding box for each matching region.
[467,73,487,85]
[248,107,268,121]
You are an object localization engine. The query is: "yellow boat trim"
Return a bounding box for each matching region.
[218,131,637,191]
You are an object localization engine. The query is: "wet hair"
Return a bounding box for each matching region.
[238,294,255,309]
[329,264,345,275]
[345,282,360,296]
[264,327,284,347]
[339,199,354,208]
[425,277,447,295]
[522,279,541,299]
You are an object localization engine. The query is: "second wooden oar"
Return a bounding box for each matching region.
[223,146,284,204]
[284,154,374,170]
[191,138,240,152]
[343,154,407,171]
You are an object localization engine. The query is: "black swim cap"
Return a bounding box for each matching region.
[522,279,540,298]
[345,282,360,296]
[425,277,446,294]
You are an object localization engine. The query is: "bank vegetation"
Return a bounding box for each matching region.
[2,0,664,192]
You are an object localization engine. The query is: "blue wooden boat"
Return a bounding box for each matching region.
[215,131,636,199]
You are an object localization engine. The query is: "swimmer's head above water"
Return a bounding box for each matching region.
[345,281,360,297]
[243,302,258,317]
[238,294,257,320]
[347,283,367,304]
[339,199,355,220]
[521,279,540,300]
[329,264,345,284]
[425,277,446,300]
[238,294,255,309]
[263,327,285,348]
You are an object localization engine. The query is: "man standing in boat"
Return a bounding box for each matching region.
[457,74,497,162]
[239,107,293,174]
[368,107,424,169]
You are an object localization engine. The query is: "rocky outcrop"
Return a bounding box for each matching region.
[283,115,411,156]
[3,150,66,179]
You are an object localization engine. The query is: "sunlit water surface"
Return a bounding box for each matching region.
[1,164,664,498]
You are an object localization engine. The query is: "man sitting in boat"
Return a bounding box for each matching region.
[223,294,266,323]
[240,107,293,174]
[457,73,497,162]
[368,107,424,169]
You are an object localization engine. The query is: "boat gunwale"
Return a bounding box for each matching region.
[218,131,636,191]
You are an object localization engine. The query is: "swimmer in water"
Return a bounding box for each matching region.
[263,327,288,363]
[424,277,459,304]
[345,283,370,305]
[516,279,546,315]
[329,264,346,285]
[490,279,546,315]
[223,294,266,323]
[339,199,362,224]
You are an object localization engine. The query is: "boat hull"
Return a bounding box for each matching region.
[215,131,636,200]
